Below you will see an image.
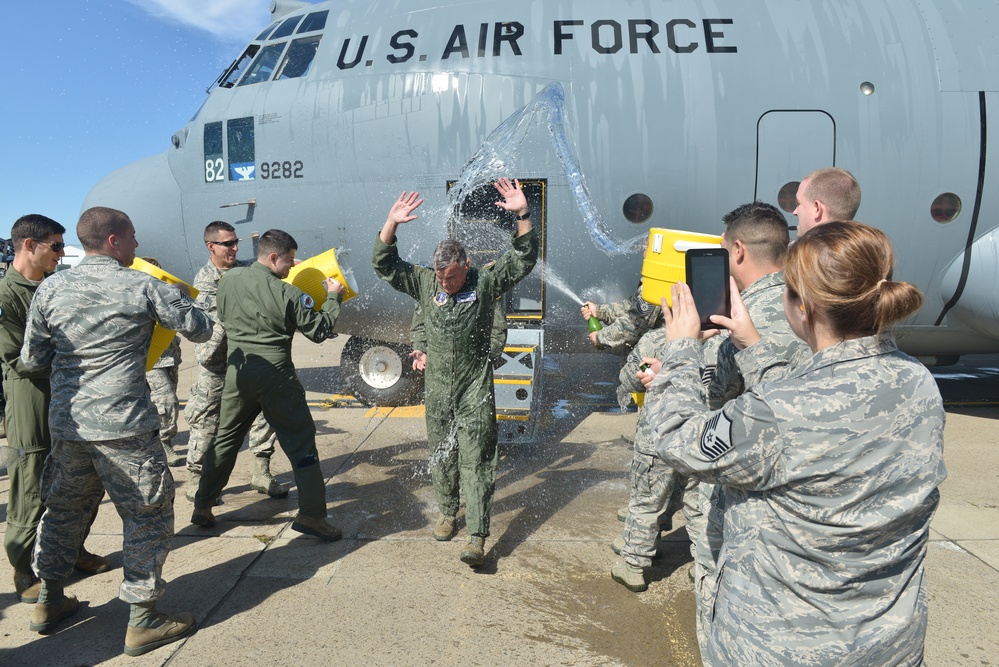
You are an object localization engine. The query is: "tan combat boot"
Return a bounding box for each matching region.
[460,536,486,567]
[251,456,289,498]
[432,514,456,541]
[611,560,647,592]
[75,548,111,575]
[29,594,80,634]
[291,513,342,541]
[14,570,40,604]
[124,612,196,656]
[162,443,185,467]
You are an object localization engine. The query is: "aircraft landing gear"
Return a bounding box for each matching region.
[340,336,424,407]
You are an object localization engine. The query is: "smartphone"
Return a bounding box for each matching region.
[684,248,730,330]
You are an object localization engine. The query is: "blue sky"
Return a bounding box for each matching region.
[2,0,285,242]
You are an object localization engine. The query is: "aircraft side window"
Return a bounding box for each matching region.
[238,43,288,86]
[217,45,260,89]
[255,21,279,41]
[931,193,961,223]
[204,121,224,183]
[297,10,328,34]
[227,117,256,182]
[777,181,799,213]
[275,36,322,81]
[623,193,654,223]
[271,15,303,39]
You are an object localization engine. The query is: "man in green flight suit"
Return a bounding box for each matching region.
[373,178,539,567]
[191,229,345,540]
[0,215,110,604]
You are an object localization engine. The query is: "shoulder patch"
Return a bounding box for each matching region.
[434,291,448,306]
[301,293,315,309]
[635,297,653,313]
[700,410,734,460]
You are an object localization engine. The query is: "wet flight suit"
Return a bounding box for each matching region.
[194,262,340,519]
[373,230,538,538]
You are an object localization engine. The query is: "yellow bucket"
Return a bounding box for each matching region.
[631,392,646,409]
[129,258,199,372]
[641,228,722,306]
[284,248,359,310]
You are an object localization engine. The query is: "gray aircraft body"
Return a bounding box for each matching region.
[83,0,999,405]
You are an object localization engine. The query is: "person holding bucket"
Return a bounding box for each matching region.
[191,229,345,542]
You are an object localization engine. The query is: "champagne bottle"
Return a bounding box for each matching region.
[587,315,603,333]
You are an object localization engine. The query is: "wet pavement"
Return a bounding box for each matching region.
[1,335,997,666]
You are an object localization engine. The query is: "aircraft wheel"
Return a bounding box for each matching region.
[340,336,424,407]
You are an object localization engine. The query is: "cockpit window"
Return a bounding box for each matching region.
[217,45,260,89]
[238,43,287,86]
[271,15,303,39]
[298,11,328,33]
[255,21,279,41]
[275,36,322,80]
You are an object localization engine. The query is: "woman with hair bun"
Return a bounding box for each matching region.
[647,221,947,666]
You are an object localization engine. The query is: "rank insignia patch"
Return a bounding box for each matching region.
[700,410,734,460]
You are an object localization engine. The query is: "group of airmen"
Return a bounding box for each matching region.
[1,169,948,664]
[584,167,946,665]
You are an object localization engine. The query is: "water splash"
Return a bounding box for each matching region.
[447,82,646,257]
[541,259,584,305]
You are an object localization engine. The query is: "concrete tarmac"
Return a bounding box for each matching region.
[1,337,997,666]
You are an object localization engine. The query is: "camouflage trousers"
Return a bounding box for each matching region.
[184,365,276,472]
[34,432,174,604]
[147,365,178,447]
[620,451,685,569]
[426,410,498,538]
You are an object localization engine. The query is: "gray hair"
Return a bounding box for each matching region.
[432,240,467,271]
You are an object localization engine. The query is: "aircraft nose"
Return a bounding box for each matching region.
[82,149,188,271]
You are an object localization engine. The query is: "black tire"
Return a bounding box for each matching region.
[340,336,424,407]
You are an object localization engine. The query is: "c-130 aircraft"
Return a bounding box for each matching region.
[83,0,999,407]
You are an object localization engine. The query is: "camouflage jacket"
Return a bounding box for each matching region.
[707,272,808,409]
[21,255,213,440]
[191,259,252,372]
[593,281,663,349]
[151,335,182,370]
[650,334,947,666]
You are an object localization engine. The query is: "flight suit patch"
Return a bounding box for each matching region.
[301,294,314,309]
[434,291,448,306]
[455,291,477,303]
[700,410,734,460]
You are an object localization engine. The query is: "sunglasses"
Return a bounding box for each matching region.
[36,241,66,252]
[210,239,239,248]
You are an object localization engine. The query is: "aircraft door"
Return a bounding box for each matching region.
[447,179,546,321]
[754,111,836,222]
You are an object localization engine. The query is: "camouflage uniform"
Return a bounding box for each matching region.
[21,255,212,603]
[694,272,809,648]
[592,282,663,409]
[373,230,538,537]
[146,337,181,449]
[194,262,340,519]
[650,333,946,666]
[591,281,663,350]
[616,327,721,570]
[184,260,277,474]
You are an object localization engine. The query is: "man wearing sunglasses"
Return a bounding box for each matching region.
[183,221,286,502]
[0,215,111,606]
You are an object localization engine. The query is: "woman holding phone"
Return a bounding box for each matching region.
[646,221,946,666]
